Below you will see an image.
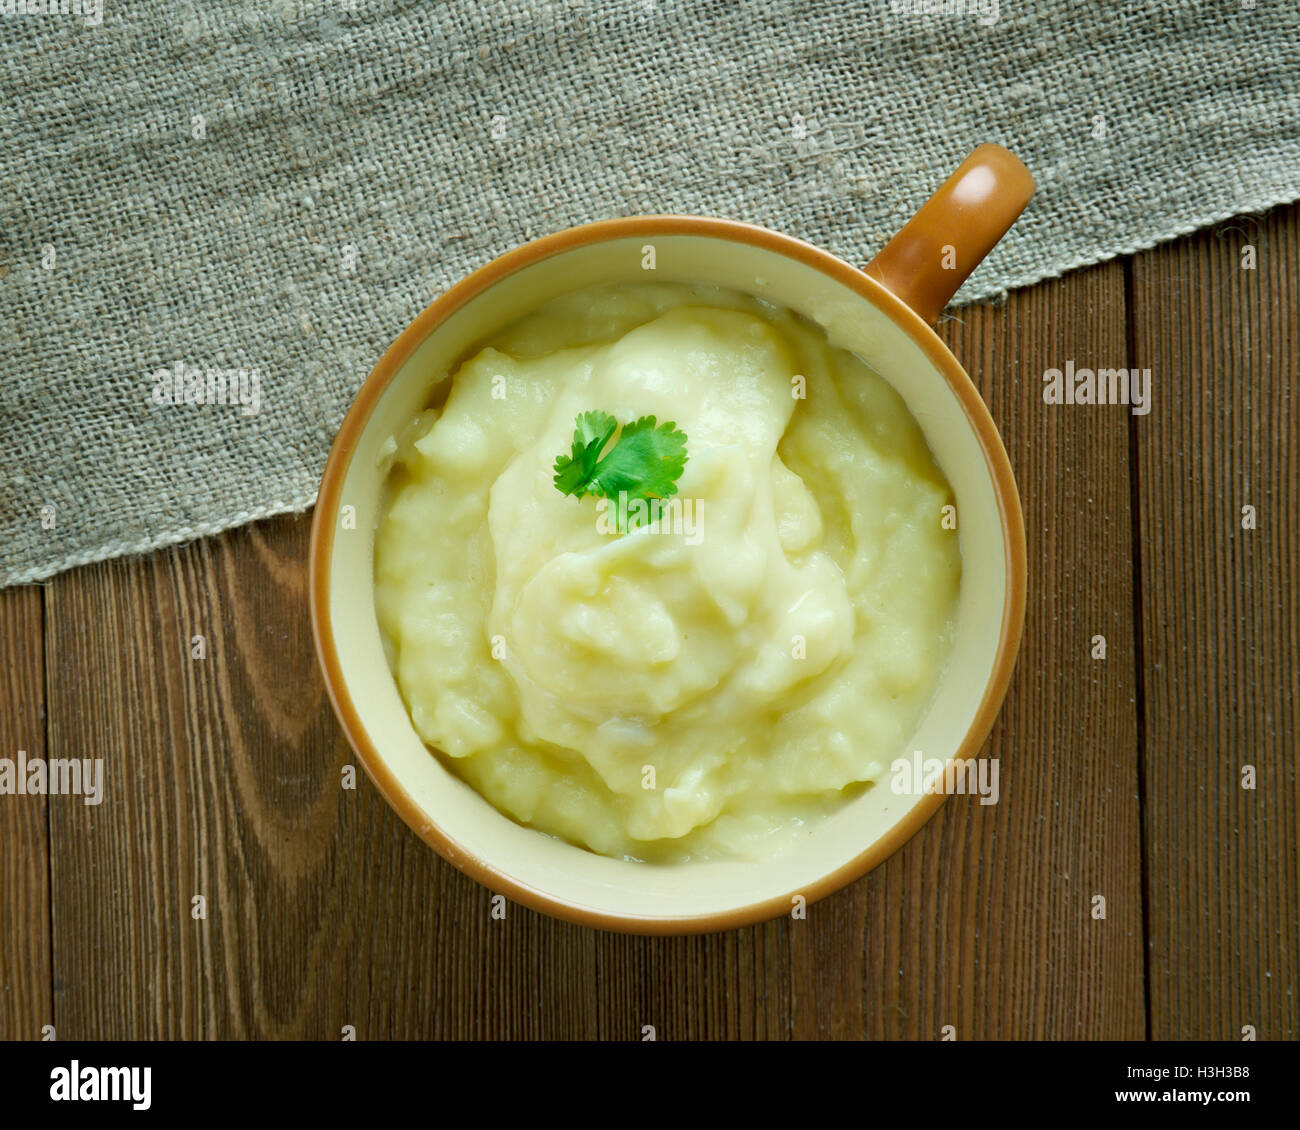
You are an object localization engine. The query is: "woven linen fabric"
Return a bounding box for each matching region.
[1,0,1297,587]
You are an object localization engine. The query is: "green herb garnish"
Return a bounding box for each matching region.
[552,410,688,503]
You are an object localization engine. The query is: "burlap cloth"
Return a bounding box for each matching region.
[2,0,1297,586]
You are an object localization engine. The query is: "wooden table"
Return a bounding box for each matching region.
[2,204,1295,1041]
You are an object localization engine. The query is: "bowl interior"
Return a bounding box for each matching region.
[315,223,1016,929]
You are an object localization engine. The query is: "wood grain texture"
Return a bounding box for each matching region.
[1131,202,1299,1040]
[32,260,1147,1040]
[13,207,1295,1039]
[930,263,1145,1038]
[0,586,50,1040]
[46,516,451,1038]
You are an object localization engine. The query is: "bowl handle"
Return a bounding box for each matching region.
[864,144,1035,325]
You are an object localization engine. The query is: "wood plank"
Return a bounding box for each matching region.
[600,264,1145,1040]
[44,515,619,1039]
[798,262,1147,1039]
[46,516,429,1037]
[1131,201,1300,1040]
[42,260,1148,1039]
[46,538,230,1037]
[42,508,772,1039]
[593,264,1146,1040]
[0,586,50,1040]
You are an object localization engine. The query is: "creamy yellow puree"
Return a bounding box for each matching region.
[374,283,960,862]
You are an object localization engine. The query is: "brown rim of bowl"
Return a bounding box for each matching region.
[308,214,1027,936]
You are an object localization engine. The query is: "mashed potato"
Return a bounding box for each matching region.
[374,283,960,862]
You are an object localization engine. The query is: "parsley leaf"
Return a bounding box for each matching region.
[552,412,688,502]
[552,410,618,498]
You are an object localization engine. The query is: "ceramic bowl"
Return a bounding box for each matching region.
[310,145,1032,933]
